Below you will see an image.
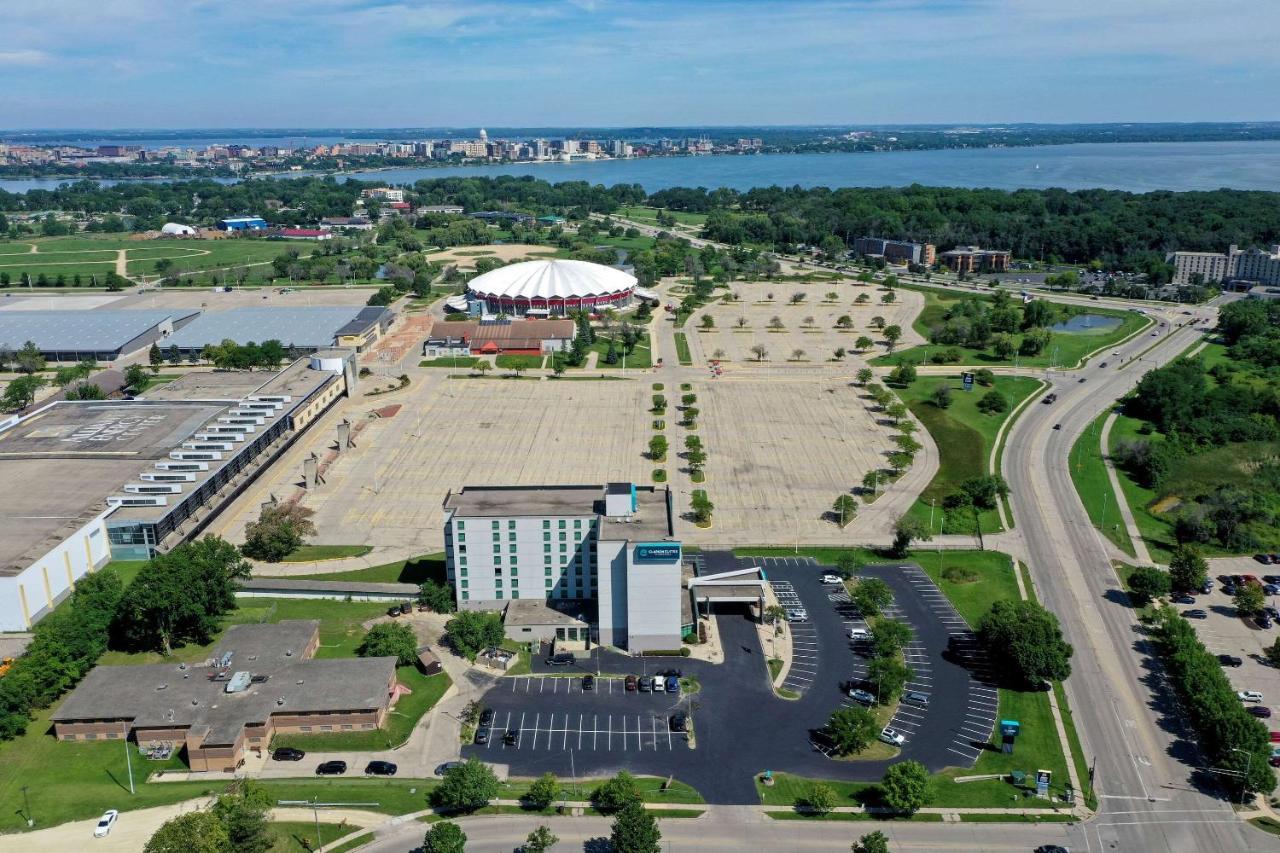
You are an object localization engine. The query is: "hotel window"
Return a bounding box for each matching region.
[512,590,520,599]
[457,521,465,530]
[460,580,468,589]
[543,520,550,529]
[509,542,518,553]
[574,519,582,529]
[458,533,466,543]
[544,531,551,542]
[558,520,566,529]
[492,532,500,542]
[493,555,501,565]
[545,578,553,589]
[461,591,469,600]
[491,520,499,529]
[459,556,467,568]
[496,589,504,600]
[557,588,567,599]
[545,566,553,576]
[559,532,566,542]
[544,543,552,553]
[508,520,516,529]
[559,543,567,553]
[459,568,467,578]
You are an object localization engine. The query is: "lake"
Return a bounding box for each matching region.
[1051,314,1124,333]
[5,141,1280,195]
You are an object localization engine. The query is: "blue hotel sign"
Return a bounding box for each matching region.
[635,543,681,562]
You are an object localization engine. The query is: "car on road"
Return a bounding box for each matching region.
[669,713,688,732]
[582,674,595,691]
[1249,706,1272,718]
[848,688,876,705]
[480,708,495,727]
[1218,655,1244,667]
[848,627,870,642]
[366,761,397,776]
[879,727,906,747]
[1182,609,1208,619]
[820,573,842,585]
[638,675,654,693]
[1042,393,1058,404]
[316,760,347,776]
[1239,690,1265,703]
[435,761,464,776]
[665,675,680,694]
[272,747,305,761]
[1099,362,1108,368]
[903,690,930,707]
[545,653,575,666]
[474,727,490,745]
[625,675,637,692]
[93,810,118,838]
[1172,594,1195,605]
[504,729,520,746]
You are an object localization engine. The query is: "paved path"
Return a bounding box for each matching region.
[1100,411,1154,565]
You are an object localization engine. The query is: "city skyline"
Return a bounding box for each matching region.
[1,0,1277,128]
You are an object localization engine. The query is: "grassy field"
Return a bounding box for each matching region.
[495,354,544,371]
[269,820,364,852]
[272,668,451,751]
[615,206,708,227]
[914,550,1017,624]
[1067,409,1136,557]
[419,356,481,368]
[272,552,446,585]
[674,332,692,365]
[0,236,302,285]
[279,545,373,562]
[873,285,1148,369]
[898,375,1041,535]
[588,331,653,368]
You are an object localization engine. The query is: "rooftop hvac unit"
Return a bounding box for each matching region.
[183,441,234,451]
[229,409,273,418]
[239,401,281,411]
[224,671,252,694]
[124,483,182,494]
[155,460,209,472]
[219,415,264,426]
[194,432,242,443]
[206,424,254,434]
[140,472,197,482]
[251,395,292,403]
[170,450,222,461]
[107,495,167,507]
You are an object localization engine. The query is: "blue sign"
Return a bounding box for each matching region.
[635,543,681,562]
[1000,720,1020,737]
[962,372,975,391]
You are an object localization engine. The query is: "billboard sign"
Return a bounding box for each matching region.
[962,372,975,391]
[635,543,681,563]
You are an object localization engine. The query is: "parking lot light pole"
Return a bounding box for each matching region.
[124,736,135,794]
[1230,748,1253,806]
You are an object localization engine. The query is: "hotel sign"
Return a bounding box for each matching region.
[635,543,681,563]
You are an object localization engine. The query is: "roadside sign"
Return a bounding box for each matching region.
[1036,769,1051,798]
[962,371,975,391]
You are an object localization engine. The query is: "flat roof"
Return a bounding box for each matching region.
[166,306,370,350]
[0,309,198,352]
[52,621,397,745]
[504,599,590,628]
[444,484,672,541]
[334,306,392,337]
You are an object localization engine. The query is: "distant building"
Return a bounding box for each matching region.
[271,228,331,241]
[1168,244,1280,287]
[939,245,1011,274]
[361,187,405,203]
[217,216,268,232]
[418,205,464,215]
[421,318,576,357]
[319,216,374,231]
[853,237,936,266]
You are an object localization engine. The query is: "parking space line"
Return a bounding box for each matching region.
[608,714,613,750]
[594,714,599,750]
[578,713,584,750]
[531,712,540,749]
[517,711,526,748]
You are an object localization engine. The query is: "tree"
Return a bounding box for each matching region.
[867,656,911,703]
[700,314,715,329]
[1266,637,1280,669]
[691,491,714,524]
[832,494,858,527]
[855,335,874,351]
[648,435,668,461]
[931,384,952,409]
[991,333,1016,360]
[881,760,932,814]
[593,770,643,813]
[124,363,150,393]
[212,780,272,853]
[433,758,499,813]
[870,619,913,658]
[856,367,874,386]
[837,315,853,329]
[2,374,44,411]
[887,362,916,387]
[976,389,1007,414]
[768,315,785,330]
[890,514,931,557]
[1126,566,1171,607]
[884,401,908,423]
[525,825,559,853]
[611,801,661,853]
[525,772,561,810]
[826,706,878,755]
[835,552,860,579]
[149,342,163,373]
[750,343,768,361]
[945,475,1010,550]
[241,502,316,562]
[445,610,505,658]
[881,291,896,304]
[418,578,456,613]
[1235,582,1266,616]
[882,325,902,351]
[1168,546,1208,594]
[144,811,229,853]
[791,348,806,362]
[474,360,491,377]
[870,315,886,329]
[423,821,467,853]
[851,578,893,619]
[852,830,891,853]
[357,621,419,666]
[804,782,838,815]
[977,599,1074,686]
[14,340,44,374]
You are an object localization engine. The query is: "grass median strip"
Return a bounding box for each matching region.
[1067,409,1135,557]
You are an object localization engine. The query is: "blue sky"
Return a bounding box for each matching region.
[0,0,1275,128]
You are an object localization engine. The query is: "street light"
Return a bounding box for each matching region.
[1230,747,1254,806]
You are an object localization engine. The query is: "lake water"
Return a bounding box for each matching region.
[5,141,1280,195]
[1051,314,1123,333]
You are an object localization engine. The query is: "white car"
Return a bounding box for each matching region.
[1239,690,1264,703]
[848,627,870,642]
[93,810,118,838]
[848,688,876,705]
[821,573,842,585]
[879,726,906,746]
[787,608,809,622]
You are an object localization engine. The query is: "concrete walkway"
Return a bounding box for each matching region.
[1100,412,1153,566]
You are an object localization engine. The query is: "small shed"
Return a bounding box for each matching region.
[416,647,443,676]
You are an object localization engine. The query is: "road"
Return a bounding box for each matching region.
[1001,301,1276,852]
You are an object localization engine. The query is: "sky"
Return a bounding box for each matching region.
[0,0,1276,129]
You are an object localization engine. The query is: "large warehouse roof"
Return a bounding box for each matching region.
[467,259,636,300]
[166,306,370,350]
[0,309,198,352]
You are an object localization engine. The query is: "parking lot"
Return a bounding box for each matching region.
[769,573,821,695]
[1188,572,1280,717]
[476,708,682,753]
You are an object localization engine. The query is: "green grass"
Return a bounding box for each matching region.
[957,813,1077,823]
[495,354,544,370]
[326,832,376,853]
[99,560,150,589]
[767,810,945,822]
[272,669,451,751]
[279,545,373,562]
[589,331,653,369]
[419,356,481,368]
[1107,413,1178,561]
[674,332,692,365]
[268,820,364,852]
[1250,816,1280,837]
[897,375,1040,535]
[1067,409,1136,557]
[615,206,708,227]
[269,552,445,585]
[915,550,1018,625]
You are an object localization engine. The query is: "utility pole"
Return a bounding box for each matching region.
[125,736,135,794]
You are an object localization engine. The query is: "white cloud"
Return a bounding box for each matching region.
[0,49,50,66]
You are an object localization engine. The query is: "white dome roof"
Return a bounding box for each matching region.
[161,222,195,235]
[468,259,636,300]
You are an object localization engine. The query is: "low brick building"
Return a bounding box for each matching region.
[51,621,398,772]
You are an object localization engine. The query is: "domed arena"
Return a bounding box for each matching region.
[465,258,640,316]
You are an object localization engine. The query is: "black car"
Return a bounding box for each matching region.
[434,761,464,776]
[656,668,683,679]
[365,761,397,776]
[1201,579,1214,594]
[1223,584,1238,596]
[1218,655,1244,667]
[1172,594,1195,605]
[669,713,688,732]
[582,675,595,691]
[316,760,347,776]
[638,675,653,692]
[474,727,490,745]
[1183,609,1208,619]
[1258,614,1274,629]
[504,729,520,746]
[1265,575,1280,585]
[1256,554,1274,565]
[479,707,495,726]
[272,747,305,761]
[545,653,574,666]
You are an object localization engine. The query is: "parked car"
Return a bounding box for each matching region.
[656,668,683,679]
[625,675,637,692]
[1265,575,1280,585]
[787,608,809,622]
[1256,554,1274,565]
[848,688,876,705]
[1249,706,1273,719]
[1182,609,1208,619]
[386,606,401,618]
[669,713,688,732]
[1270,755,1280,768]
[820,573,842,585]
[366,761,397,776]
[504,729,520,746]
[545,653,575,666]
[879,727,906,747]
[1259,613,1276,629]
[316,760,347,776]
[1201,579,1214,594]
[1239,690,1265,703]
[638,675,654,693]
[1265,585,1279,596]
[434,761,464,776]
[1218,655,1244,667]
[1172,594,1195,605]
[93,810,118,838]
[903,690,930,707]
[665,675,680,694]
[583,675,595,691]
[1223,584,1238,597]
[1099,362,1108,368]
[480,708,495,727]
[474,727,490,745]
[272,747,305,761]
[848,627,870,642]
